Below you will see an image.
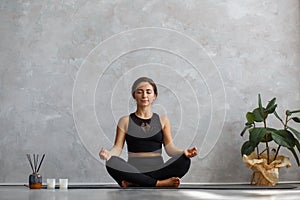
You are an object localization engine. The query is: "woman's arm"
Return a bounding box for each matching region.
[99,116,128,161]
[161,115,184,157]
[161,115,198,158]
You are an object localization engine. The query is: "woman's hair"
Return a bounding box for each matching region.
[131,77,158,99]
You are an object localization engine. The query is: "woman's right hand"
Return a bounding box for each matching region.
[99,147,111,161]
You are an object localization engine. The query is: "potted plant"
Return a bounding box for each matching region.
[240,94,300,186]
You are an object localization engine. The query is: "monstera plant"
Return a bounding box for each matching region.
[240,94,300,186]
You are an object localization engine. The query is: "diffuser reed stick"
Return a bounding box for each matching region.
[26,154,34,173]
[26,154,45,173]
[37,154,45,173]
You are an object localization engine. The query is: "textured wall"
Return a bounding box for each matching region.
[0,0,299,184]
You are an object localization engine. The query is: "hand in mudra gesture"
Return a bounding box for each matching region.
[184,147,198,158]
[99,147,111,161]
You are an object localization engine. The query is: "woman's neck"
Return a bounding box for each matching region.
[135,108,153,119]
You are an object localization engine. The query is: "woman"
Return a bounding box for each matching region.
[99,77,198,188]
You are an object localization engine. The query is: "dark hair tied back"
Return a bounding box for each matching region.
[131,77,158,98]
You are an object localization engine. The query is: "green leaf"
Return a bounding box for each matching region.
[258,94,267,119]
[286,110,300,116]
[246,112,255,124]
[240,126,248,137]
[261,128,276,142]
[289,109,300,114]
[266,98,277,114]
[271,130,296,148]
[295,140,300,154]
[258,94,263,112]
[291,117,300,123]
[287,126,300,140]
[274,111,284,124]
[249,127,267,147]
[294,140,300,166]
[245,122,253,126]
[253,108,264,122]
[266,104,277,114]
[240,123,253,137]
[288,147,300,166]
[286,110,292,116]
[241,141,255,156]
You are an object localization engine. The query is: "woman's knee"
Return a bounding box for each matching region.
[180,154,191,171]
[106,156,124,167]
[166,154,191,178]
[172,154,191,178]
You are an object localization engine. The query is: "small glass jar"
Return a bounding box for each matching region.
[29,173,42,189]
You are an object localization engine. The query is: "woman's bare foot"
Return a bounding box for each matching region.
[156,177,180,187]
[121,180,139,188]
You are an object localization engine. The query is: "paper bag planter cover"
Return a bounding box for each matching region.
[243,153,291,186]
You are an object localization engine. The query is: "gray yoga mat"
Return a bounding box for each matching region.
[35,183,296,190]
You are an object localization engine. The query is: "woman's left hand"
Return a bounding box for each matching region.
[184,147,198,158]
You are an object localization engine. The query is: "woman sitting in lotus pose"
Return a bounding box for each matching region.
[99,77,198,188]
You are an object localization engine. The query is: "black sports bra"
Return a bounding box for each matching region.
[125,113,163,153]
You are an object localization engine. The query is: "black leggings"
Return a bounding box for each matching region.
[106,154,191,187]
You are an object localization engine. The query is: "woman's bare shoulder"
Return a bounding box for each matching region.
[118,115,129,125]
[117,115,130,131]
[158,114,170,126]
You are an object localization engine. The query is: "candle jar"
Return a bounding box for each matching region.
[29,173,42,189]
[46,178,56,189]
[59,178,68,190]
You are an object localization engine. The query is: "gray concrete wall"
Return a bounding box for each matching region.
[0,0,299,184]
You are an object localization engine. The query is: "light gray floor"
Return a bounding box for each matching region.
[1,185,300,200]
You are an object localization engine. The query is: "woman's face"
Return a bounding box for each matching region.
[133,82,156,106]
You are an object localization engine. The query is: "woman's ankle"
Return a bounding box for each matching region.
[156,177,180,187]
[121,180,139,188]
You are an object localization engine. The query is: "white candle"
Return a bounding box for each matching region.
[47,179,56,189]
[59,178,68,190]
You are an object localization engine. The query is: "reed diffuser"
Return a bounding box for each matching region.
[26,154,45,189]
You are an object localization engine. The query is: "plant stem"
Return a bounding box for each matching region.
[256,147,260,159]
[284,114,288,130]
[274,113,288,162]
[259,148,267,155]
[274,145,281,161]
[264,118,270,164]
[266,142,270,164]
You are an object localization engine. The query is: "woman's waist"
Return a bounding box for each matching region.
[128,152,162,158]
[127,153,164,171]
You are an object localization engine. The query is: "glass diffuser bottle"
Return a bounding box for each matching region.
[26,154,45,189]
[29,173,42,189]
